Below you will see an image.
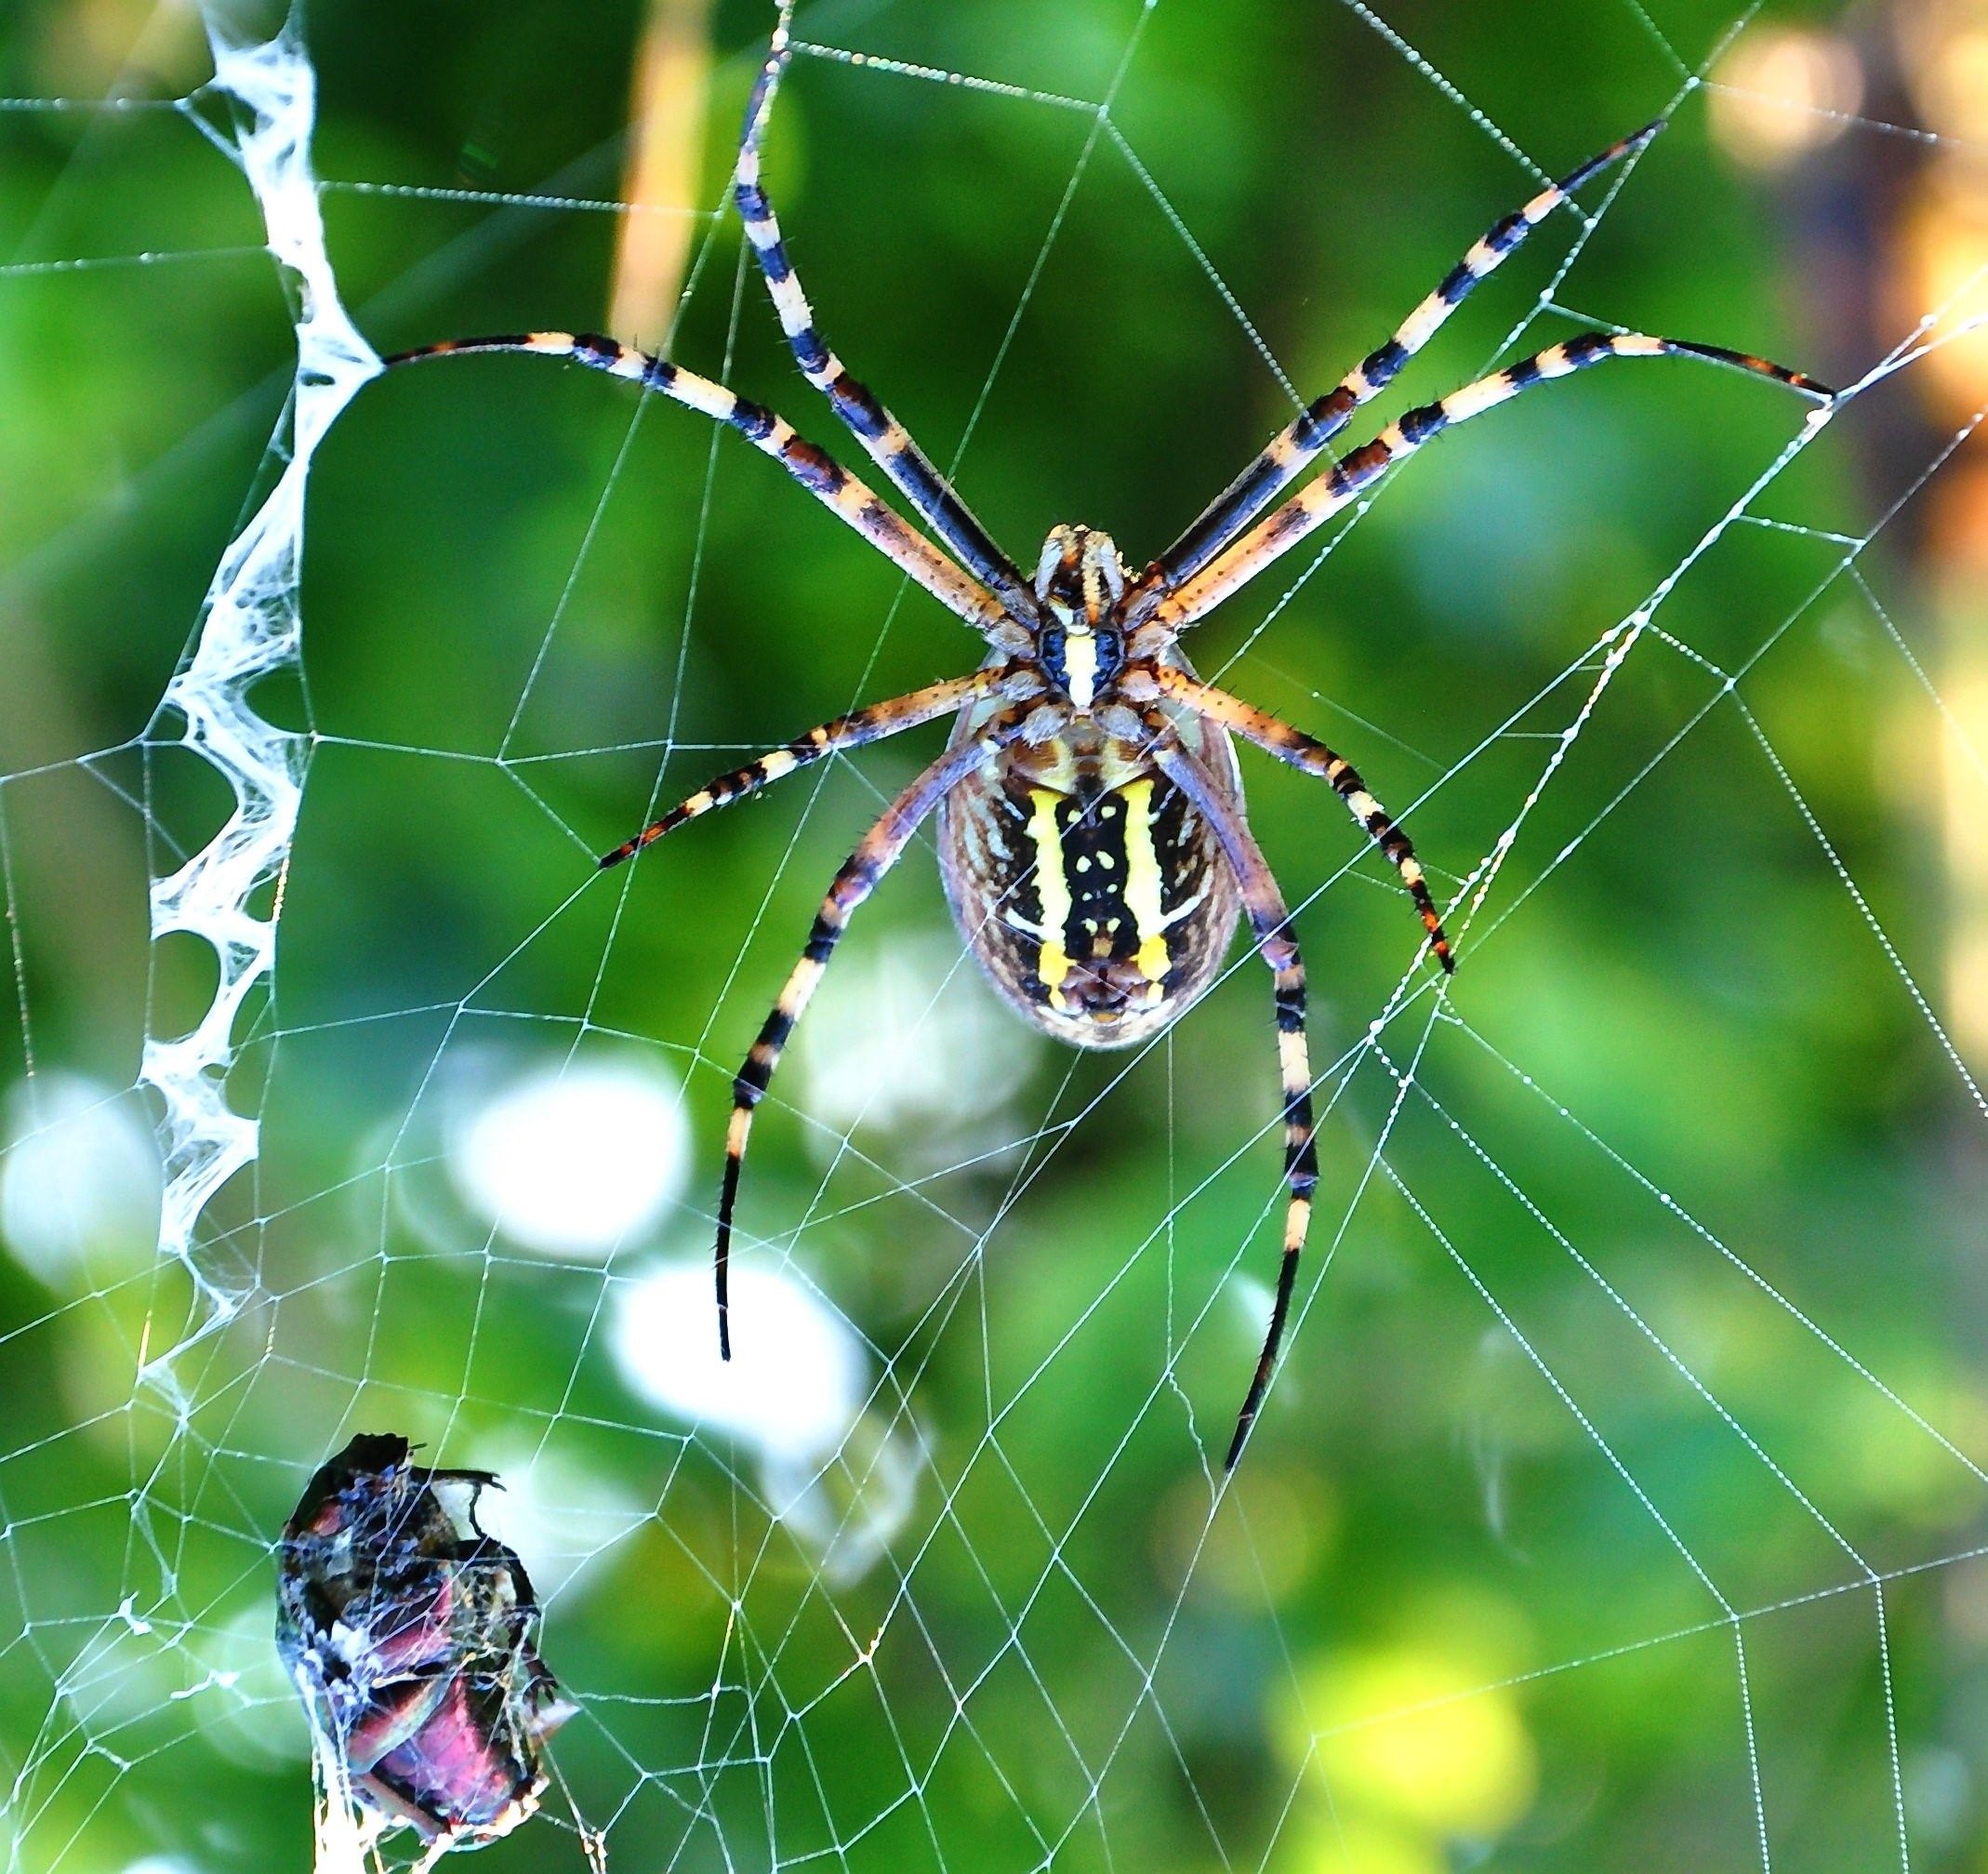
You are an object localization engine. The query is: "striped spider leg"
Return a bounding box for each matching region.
[701,702,1038,1358]
[1153,117,1667,591]
[1113,669,1450,1468]
[584,665,1041,1359]
[382,327,1041,1355]
[1146,666,1453,971]
[1101,158,1829,1461]
[597,666,1021,869]
[1139,719,1318,1472]
[734,7,1041,624]
[383,333,1027,651]
[1146,117,1836,602]
[1135,332,1834,633]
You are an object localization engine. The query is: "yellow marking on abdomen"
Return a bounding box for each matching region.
[1119,778,1172,1004]
[1027,788,1074,1009]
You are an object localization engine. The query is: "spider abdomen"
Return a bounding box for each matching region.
[938,729,1242,1050]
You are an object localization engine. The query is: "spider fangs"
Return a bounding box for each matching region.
[384,20,1832,1469]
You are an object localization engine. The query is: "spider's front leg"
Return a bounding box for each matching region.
[1153,119,1667,590]
[733,7,1040,621]
[382,333,1024,645]
[1151,328,1832,631]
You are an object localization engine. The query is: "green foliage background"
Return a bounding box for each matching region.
[2,0,1981,1869]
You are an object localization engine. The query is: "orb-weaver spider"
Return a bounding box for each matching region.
[387,19,1830,1469]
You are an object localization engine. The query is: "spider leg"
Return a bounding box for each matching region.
[1154,121,1665,589]
[735,17,1039,620]
[1143,718,1317,1473]
[384,333,1022,645]
[599,666,1025,868]
[1148,666,1453,971]
[1151,330,1833,631]
[714,702,1033,1360]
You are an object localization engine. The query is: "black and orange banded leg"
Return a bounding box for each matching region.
[1146,724,1317,1472]
[383,333,1017,643]
[1154,330,1834,631]
[598,667,1021,869]
[1148,666,1453,972]
[715,704,1034,1359]
[735,14,1039,622]
[1154,121,1665,590]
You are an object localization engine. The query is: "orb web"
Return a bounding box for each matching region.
[2,2,1985,1870]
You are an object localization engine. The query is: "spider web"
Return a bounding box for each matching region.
[3,0,1986,1868]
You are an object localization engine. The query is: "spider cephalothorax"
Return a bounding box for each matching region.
[384,14,1829,1468]
[1030,525,1130,706]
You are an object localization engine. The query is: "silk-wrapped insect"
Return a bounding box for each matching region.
[276,1433,574,1861]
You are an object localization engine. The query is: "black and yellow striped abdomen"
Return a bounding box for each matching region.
[938,739,1243,1050]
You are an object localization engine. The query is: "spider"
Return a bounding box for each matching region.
[386,20,1830,1469]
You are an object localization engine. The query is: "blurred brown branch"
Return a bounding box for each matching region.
[609,0,715,343]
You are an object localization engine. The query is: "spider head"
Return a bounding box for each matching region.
[1033,525,1128,710]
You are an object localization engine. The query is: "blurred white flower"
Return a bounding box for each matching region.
[447,1052,688,1260]
[797,933,1033,1155]
[610,1258,865,1465]
[189,1603,305,1773]
[460,1440,649,1604]
[771,1415,923,1589]
[609,1256,922,1583]
[1,1072,160,1290]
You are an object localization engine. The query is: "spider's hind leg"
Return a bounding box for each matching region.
[1145,722,1318,1473]
[712,705,1032,1359]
